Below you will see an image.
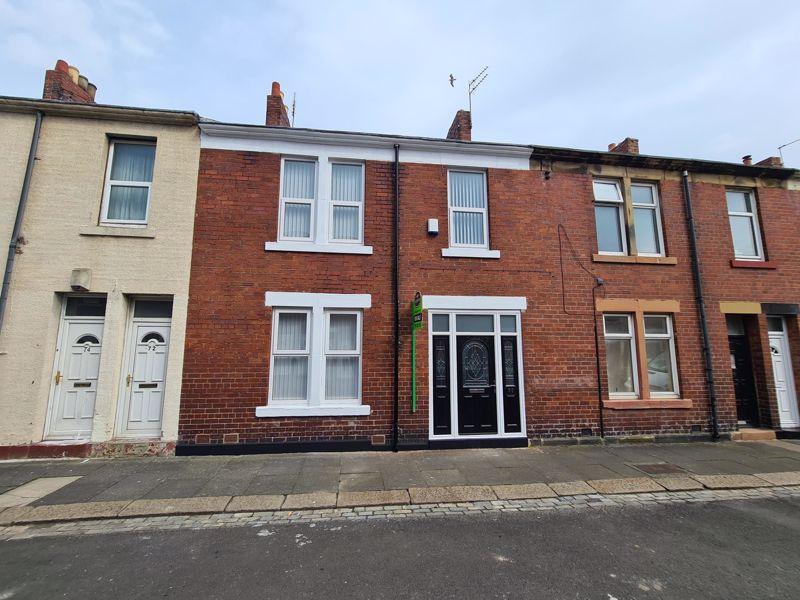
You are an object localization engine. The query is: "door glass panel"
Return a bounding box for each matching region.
[767,317,784,333]
[134,300,173,319]
[456,314,494,332]
[65,296,107,317]
[141,332,165,343]
[646,339,675,393]
[75,335,100,345]
[432,314,450,332]
[500,315,517,332]
[462,340,490,386]
[605,339,635,394]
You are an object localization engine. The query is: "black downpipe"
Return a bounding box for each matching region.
[391,144,400,451]
[0,110,43,335]
[681,170,720,439]
[591,280,606,438]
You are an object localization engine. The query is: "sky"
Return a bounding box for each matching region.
[1,0,799,166]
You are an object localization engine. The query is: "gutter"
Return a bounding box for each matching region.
[0,110,42,335]
[681,170,720,439]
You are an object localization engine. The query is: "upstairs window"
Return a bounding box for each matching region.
[593,180,627,255]
[631,183,664,256]
[726,189,764,260]
[329,163,364,243]
[448,170,488,248]
[101,141,155,225]
[279,159,316,240]
[593,179,665,257]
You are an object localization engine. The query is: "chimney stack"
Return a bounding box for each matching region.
[742,155,753,166]
[446,110,472,142]
[266,81,291,127]
[608,137,640,155]
[42,59,96,103]
[755,156,783,168]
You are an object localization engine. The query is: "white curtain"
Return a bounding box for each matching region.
[331,206,359,240]
[605,339,634,394]
[273,357,309,401]
[331,164,362,202]
[110,143,154,182]
[283,160,315,199]
[450,172,485,208]
[283,203,311,238]
[276,313,307,350]
[107,186,148,220]
[328,314,357,350]
[452,212,485,245]
[326,357,358,400]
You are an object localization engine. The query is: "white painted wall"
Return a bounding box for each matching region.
[0,112,199,446]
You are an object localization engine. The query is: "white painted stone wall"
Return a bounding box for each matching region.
[0,112,199,446]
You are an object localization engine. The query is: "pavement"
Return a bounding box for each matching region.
[1,440,800,526]
[2,493,800,599]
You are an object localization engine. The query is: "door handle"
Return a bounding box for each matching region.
[126,374,132,387]
[55,371,62,385]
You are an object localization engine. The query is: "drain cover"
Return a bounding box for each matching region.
[630,463,686,475]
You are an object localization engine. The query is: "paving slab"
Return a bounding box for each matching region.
[338,472,384,492]
[0,476,82,508]
[337,490,410,508]
[408,485,496,504]
[692,474,769,489]
[492,483,557,500]
[753,471,800,486]
[282,492,337,510]
[655,476,705,491]
[119,496,230,517]
[549,481,596,496]
[21,501,130,523]
[225,495,285,513]
[587,477,665,495]
[0,506,34,525]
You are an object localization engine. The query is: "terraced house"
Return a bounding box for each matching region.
[0,61,200,458]
[177,82,800,454]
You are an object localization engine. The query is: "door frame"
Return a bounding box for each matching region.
[768,316,800,428]
[114,297,172,439]
[43,296,105,441]
[427,310,527,441]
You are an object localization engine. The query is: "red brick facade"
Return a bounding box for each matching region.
[178,128,800,451]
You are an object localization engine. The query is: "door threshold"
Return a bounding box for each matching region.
[428,437,528,449]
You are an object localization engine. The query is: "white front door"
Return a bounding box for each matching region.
[768,317,800,428]
[48,320,104,438]
[122,323,170,436]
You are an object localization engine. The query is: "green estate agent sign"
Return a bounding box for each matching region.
[411,292,422,412]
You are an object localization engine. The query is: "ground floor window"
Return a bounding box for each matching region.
[429,311,524,438]
[603,313,679,400]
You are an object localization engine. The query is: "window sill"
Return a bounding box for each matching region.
[592,254,677,265]
[603,398,692,410]
[79,226,155,239]
[255,405,371,417]
[265,241,373,255]
[730,259,776,269]
[442,248,501,259]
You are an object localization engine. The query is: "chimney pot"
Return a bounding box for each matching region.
[607,143,615,151]
[742,155,752,165]
[68,65,79,84]
[271,81,281,96]
[55,59,69,73]
[43,60,96,103]
[87,82,97,101]
[77,75,88,90]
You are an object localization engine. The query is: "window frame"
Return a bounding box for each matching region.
[726,188,764,261]
[630,182,666,257]
[268,308,312,406]
[643,314,680,398]
[603,313,639,399]
[278,157,318,242]
[593,179,628,256]
[99,139,156,227]
[323,310,363,404]
[447,169,490,250]
[327,160,365,245]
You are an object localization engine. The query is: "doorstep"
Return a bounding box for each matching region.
[731,428,777,442]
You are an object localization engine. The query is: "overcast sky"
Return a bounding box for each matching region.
[2,0,799,165]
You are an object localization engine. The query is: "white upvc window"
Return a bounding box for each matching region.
[263,294,369,416]
[603,314,639,398]
[279,158,317,241]
[448,170,489,249]
[631,182,665,256]
[643,314,680,397]
[593,179,627,255]
[726,189,764,260]
[324,311,362,402]
[329,162,364,244]
[100,140,156,226]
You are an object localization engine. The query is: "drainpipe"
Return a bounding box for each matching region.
[591,278,606,439]
[0,110,43,335]
[391,144,400,451]
[681,170,720,439]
